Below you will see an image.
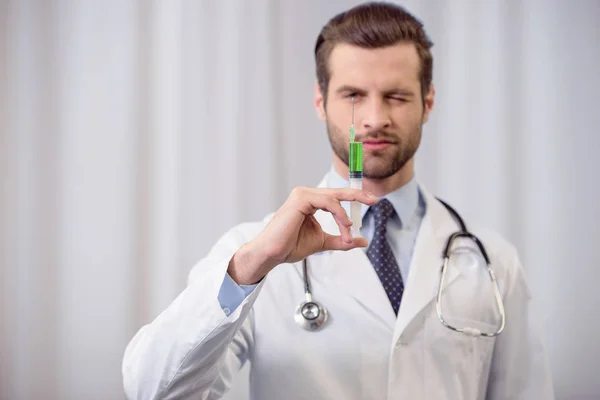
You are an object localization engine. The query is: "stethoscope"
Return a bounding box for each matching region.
[294,198,506,337]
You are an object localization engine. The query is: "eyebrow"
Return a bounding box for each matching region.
[383,88,415,97]
[335,85,368,96]
[335,85,415,97]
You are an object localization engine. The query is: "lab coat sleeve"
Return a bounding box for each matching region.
[485,252,555,399]
[122,223,266,400]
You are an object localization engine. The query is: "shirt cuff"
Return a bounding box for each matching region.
[217,272,258,316]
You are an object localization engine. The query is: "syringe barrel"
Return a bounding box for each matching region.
[349,142,363,173]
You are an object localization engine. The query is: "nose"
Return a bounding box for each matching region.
[360,98,391,133]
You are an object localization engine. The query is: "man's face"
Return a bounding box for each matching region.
[315,42,434,180]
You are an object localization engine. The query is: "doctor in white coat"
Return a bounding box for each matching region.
[122,2,555,399]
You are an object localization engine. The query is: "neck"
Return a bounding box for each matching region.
[333,156,415,197]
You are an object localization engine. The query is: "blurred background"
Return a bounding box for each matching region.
[1,0,599,399]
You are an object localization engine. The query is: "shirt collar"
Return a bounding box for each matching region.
[325,165,420,226]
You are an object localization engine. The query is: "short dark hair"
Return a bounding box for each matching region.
[314,2,434,103]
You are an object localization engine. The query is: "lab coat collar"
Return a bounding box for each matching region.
[313,175,461,338]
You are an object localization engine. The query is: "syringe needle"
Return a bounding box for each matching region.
[350,96,355,141]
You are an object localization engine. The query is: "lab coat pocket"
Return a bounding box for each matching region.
[424,314,496,400]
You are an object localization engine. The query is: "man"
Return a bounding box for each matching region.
[122,2,555,399]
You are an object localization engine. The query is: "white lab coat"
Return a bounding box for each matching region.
[122,177,555,400]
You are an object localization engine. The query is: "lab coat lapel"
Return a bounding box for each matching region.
[330,247,397,328]
[393,186,462,343]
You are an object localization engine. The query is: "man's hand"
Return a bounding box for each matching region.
[228,186,377,285]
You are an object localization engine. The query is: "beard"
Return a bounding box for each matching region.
[326,118,423,180]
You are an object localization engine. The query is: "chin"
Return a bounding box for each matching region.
[363,168,400,180]
[363,160,408,180]
[364,172,397,180]
[362,157,391,173]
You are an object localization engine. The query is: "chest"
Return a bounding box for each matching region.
[246,256,499,400]
[249,261,394,399]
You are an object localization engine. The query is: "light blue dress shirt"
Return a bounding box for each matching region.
[217,167,427,315]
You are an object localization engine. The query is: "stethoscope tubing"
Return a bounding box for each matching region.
[295,198,506,336]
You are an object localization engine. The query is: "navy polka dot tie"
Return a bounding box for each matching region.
[366,199,404,315]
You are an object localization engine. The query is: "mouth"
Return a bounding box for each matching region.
[361,139,395,151]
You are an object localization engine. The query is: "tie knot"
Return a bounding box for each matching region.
[369,198,396,230]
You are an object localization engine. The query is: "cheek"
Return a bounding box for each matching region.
[328,119,346,141]
[393,103,424,127]
[326,100,346,119]
[325,107,349,131]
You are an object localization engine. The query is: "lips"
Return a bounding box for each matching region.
[361,139,395,150]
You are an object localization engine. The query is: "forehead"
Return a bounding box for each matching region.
[327,42,421,89]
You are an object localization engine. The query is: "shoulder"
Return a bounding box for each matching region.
[420,186,522,281]
[463,219,530,298]
[468,222,519,266]
[421,186,528,296]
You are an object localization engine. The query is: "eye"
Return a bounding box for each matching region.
[388,96,408,103]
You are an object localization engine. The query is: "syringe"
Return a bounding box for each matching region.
[348,96,363,237]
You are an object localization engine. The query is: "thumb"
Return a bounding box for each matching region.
[322,233,369,252]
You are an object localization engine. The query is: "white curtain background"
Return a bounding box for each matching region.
[1,0,599,399]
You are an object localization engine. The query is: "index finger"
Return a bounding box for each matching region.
[316,188,378,205]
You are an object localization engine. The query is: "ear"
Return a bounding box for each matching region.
[422,83,435,124]
[314,82,326,121]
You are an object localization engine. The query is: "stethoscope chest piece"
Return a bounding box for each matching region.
[294,300,328,331]
[295,258,329,331]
